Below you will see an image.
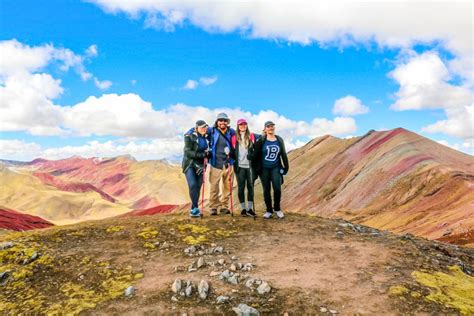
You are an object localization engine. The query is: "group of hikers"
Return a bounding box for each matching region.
[182,112,289,219]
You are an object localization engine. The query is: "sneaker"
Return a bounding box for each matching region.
[210,209,218,216]
[190,208,201,218]
[246,209,256,217]
[220,208,231,215]
[275,210,285,219]
[263,211,273,219]
[240,209,247,217]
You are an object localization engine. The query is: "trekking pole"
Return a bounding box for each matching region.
[224,147,234,217]
[200,157,207,219]
[249,166,256,221]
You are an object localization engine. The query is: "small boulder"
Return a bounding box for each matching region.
[232,303,260,316]
[216,295,230,304]
[198,280,209,300]
[124,286,135,297]
[171,279,182,293]
[257,281,271,295]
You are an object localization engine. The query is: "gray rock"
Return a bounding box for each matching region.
[198,280,209,300]
[214,246,224,253]
[237,263,243,270]
[218,259,225,265]
[336,231,344,239]
[171,295,179,302]
[320,307,328,313]
[219,269,232,280]
[171,279,182,293]
[198,250,205,256]
[216,295,230,304]
[0,270,11,285]
[228,274,239,285]
[257,281,271,295]
[0,242,14,250]
[161,241,170,249]
[185,285,193,297]
[124,286,135,297]
[231,255,238,261]
[242,263,253,271]
[245,278,255,288]
[197,257,205,269]
[23,252,40,265]
[232,303,260,316]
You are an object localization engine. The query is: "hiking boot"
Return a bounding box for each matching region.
[210,209,218,216]
[240,209,248,217]
[220,208,231,215]
[246,209,256,217]
[263,211,273,219]
[275,210,285,219]
[190,207,201,218]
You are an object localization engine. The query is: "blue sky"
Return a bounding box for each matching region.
[0,0,472,160]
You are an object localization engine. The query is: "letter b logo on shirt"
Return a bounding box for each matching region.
[265,145,280,161]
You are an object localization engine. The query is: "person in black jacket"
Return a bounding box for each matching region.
[250,121,289,219]
[182,120,210,217]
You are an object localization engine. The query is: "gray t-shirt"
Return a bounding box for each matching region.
[238,138,250,168]
[214,133,228,169]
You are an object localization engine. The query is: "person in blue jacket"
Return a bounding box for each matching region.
[182,120,210,217]
[206,113,236,215]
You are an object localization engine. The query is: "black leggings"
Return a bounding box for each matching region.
[260,167,282,213]
[236,167,254,205]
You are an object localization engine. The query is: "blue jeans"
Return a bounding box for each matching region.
[185,167,204,209]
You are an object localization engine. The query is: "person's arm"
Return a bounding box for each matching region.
[184,135,206,159]
[279,136,289,174]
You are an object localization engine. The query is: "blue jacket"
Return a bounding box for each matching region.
[186,126,236,167]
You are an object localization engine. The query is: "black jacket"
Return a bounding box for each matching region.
[249,134,289,176]
[181,132,209,173]
[232,133,259,173]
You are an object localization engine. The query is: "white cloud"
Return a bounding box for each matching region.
[94,77,113,90]
[422,105,474,140]
[85,44,98,57]
[389,52,472,111]
[0,40,115,135]
[181,76,218,90]
[182,79,199,90]
[90,1,473,81]
[200,75,218,86]
[0,138,183,162]
[389,51,473,144]
[436,139,473,155]
[333,95,369,116]
[0,139,42,159]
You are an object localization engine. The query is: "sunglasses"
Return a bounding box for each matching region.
[265,124,275,128]
[217,119,229,123]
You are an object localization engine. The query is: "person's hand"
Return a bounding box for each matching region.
[280,168,288,176]
[196,165,204,176]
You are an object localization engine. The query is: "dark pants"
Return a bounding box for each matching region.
[185,167,204,209]
[236,167,254,206]
[260,167,282,213]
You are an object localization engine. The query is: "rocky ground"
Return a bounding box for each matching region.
[1,212,473,315]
